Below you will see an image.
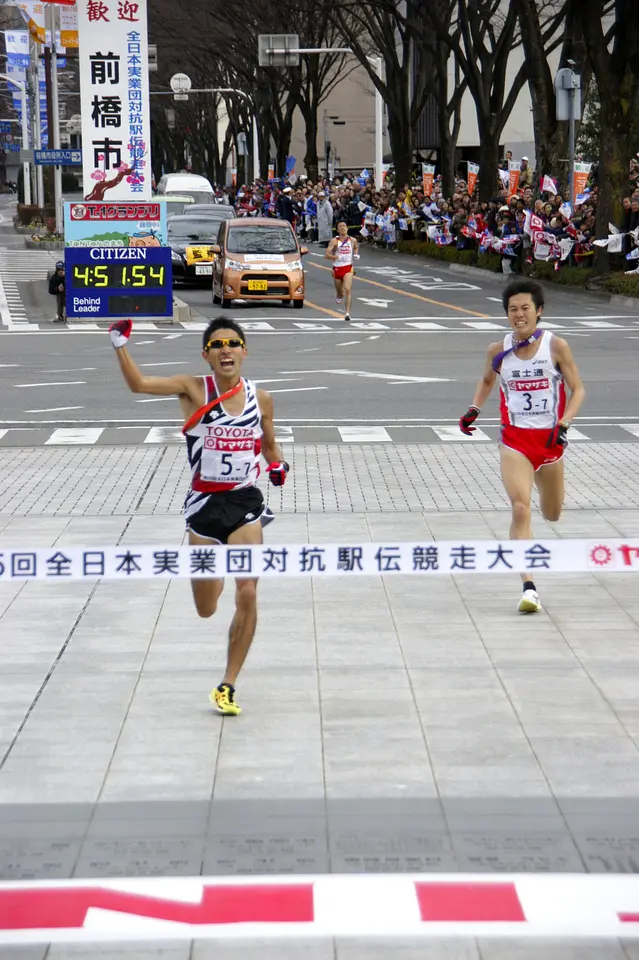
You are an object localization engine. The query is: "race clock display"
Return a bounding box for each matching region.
[64,246,173,319]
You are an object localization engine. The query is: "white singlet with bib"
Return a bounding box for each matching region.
[499,331,565,429]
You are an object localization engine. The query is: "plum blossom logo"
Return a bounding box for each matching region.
[90,170,106,181]
[590,545,613,567]
[126,172,145,185]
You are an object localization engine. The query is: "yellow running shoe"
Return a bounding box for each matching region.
[210,683,242,716]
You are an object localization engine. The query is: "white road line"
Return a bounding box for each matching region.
[136,397,176,403]
[140,361,189,367]
[336,341,361,346]
[463,321,505,330]
[14,380,87,388]
[486,297,502,302]
[144,426,184,444]
[430,425,491,441]
[567,428,590,440]
[25,406,84,413]
[135,340,156,345]
[619,425,639,438]
[338,426,392,442]
[41,367,97,373]
[0,363,20,367]
[0,429,6,440]
[406,322,446,330]
[576,320,622,328]
[44,428,104,445]
[253,378,303,384]
[267,386,329,394]
[538,322,568,329]
[0,274,12,328]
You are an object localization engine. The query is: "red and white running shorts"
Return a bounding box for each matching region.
[333,264,353,280]
[500,424,565,472]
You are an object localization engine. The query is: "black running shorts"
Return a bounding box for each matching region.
[187,487,273,544]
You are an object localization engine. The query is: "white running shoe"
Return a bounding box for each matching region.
[518,589,542,614]
[344,313,351,322]
[336,297,342,304]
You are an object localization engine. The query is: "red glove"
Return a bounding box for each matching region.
[109,319,133,349]
[459,406,480,435]
[267,461,289,486]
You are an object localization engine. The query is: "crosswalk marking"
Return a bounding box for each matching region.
[337,426,392,442]
[406,322,447,330]
[538,322,568,329]
[619,424,639,438]
[576,320,622,328]
[462,321,505,330]
[44,428,104,445]
[0,429,6,441]
[144,426,184,444]
[431,425,491,441]
[566,428,590,440]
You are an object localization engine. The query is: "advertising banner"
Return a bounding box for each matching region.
[573,161,592,207]
[421,163,435,197]
[508,160,520,197]
[467,161,479,196]
[64,201,167,246]
[77,0,152,200]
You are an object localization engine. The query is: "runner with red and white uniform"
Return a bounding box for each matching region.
[458,278,585,614]
[326,220,359,321]
[109,315,289,716]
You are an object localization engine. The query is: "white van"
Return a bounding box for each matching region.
[156,173,215,204]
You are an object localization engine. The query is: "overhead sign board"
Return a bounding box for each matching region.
[35,148,82,165]
[77,0,152,201]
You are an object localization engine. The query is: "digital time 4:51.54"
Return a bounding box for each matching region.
[64,246,173,319]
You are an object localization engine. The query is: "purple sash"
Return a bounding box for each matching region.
[492,327,543,372]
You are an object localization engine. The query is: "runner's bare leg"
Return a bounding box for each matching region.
[189,529,225,616]
[222,519,263,686]
[500,445,534,584]
[343,270,354,317]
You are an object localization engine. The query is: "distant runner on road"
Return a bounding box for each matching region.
[326,220,359,322]
[459,278,585,613]
[109,316,290,715]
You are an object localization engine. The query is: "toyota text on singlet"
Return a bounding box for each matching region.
[183,375,262,522]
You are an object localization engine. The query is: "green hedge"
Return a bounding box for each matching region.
[398,238,639,300]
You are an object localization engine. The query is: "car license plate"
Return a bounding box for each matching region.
[196,264,212,275]
[248,280,267,291]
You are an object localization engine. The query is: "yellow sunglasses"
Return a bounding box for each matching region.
[204,337,245,351]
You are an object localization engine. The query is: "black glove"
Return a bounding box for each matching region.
[459,406,480,435]
[547,421,569,448]
[267,461,289,486]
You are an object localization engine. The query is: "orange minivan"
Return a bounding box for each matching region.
[211,218,307,308]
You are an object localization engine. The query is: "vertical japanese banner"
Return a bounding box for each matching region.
[421,163,435,196]
[508,160,521,197]
[77,0,151,201]
[467,161,479,196]
[572,161,592,207]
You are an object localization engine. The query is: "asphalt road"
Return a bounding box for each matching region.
[1,239,639,441]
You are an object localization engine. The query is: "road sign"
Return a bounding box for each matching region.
[170,73,191,93]
[0,121,12,134]
[258,34,299,67]
[34,149,82,166]
[3,134,13,144]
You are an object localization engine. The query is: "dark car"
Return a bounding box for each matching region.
[188,204,235,217]
[168,214,229,283]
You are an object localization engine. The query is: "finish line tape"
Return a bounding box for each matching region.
[0,540,634,581]
[2,874,639,943]
[0,540,639,583]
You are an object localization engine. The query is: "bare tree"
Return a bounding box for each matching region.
[413,0,528,200]
[333,0,433,188]
[577,0,639,270]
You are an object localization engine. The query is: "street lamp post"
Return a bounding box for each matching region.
[0,74,30,204]
[259,39,384,189]
[154,79,260,183]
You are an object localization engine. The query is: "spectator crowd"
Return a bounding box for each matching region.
[227,154,639,275]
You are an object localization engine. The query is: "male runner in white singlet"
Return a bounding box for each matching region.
[459,279,585,613]
[109,316,290,715]
[326,220,359,321]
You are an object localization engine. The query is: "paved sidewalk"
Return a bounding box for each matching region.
[2,443,639,959]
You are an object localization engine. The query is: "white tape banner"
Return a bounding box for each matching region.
[0,540,634,581]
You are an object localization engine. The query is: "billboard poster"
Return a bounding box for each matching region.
[64,201,168,246]
[77,0,152,201]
